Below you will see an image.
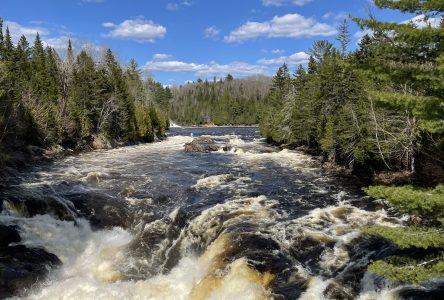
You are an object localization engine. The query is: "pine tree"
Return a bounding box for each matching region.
[70,50,98,138]
[259,64,291,142]
[351,0,444,284]
[353,0,444,174]
[102,49,136,140]
[15,36,31,82]
[337,19,351,56]
[3,27,14,62]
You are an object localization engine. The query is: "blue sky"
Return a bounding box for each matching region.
[2,0,420,85]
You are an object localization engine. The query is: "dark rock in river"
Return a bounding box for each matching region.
[66,191,131,229]
[323,281,355,300]
[0,245,61,299]
[0,225,21,248]
[184,137,219,153]
[0,186,77,222]
[397,281,444,300]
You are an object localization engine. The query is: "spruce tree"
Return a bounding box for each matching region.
[352,0,444,284]
[0,18,4,61]
[337,19,351,56]
[354,0,444,173]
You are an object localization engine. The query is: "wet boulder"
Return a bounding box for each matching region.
[0,186,77,222]
[323,281,355,300]
[184,137,219,153]
[66,191,131,229]
[0,245,61,299]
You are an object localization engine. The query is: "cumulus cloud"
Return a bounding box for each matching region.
[103,18,166,42]
[354,29,373,42]
[3,20,103,59]
[144,58,268,77]
[4,21,49,43]
[224,13,337,43]
[257,51,309,65]
[262,0,312,6]
[205,26,220,40]
[354,14,441,43]
[403,14,442,28]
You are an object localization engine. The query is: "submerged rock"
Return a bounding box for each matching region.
[184,137,220,153]
[0,245,61,299]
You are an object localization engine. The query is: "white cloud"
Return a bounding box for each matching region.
[224,13,337,43]
[103,18,166,42]
[145,59,268,77]
[354,29,373,42]
[152,53,172,61]
[271,49,285,54]
[43,36,71,51]
[3,19,104,59]
[403,14,442,28]
[354,14,441,43]
[205,26,220,40]
[262,0,312,7]
[257,51,309,65]
[4,21,49,43]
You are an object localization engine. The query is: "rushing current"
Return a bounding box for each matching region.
[0,127,435,299]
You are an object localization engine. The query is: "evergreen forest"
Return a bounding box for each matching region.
[0,20,170,164]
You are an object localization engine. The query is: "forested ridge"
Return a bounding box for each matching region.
[0,18,169,166]
[169,74,271,125]
[259,0,444,285]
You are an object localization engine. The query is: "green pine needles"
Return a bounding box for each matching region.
[368,255,444,284]
[363,184,444,284]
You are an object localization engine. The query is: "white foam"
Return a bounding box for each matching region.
[192,174,233,190]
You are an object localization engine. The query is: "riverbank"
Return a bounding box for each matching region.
[0,133,166,180]
[275,143,416,187]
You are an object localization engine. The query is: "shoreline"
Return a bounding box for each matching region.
[275,143,415,187]
[170,124,259,128]
[0,135,167,181]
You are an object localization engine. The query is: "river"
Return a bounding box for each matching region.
[0,127,436,299]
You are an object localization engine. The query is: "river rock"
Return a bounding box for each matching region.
[0,186,77,222]
[0,245,61,299]
[184,137,219,152]
[66,191,131,229]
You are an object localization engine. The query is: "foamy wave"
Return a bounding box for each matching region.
[192,174,234,190]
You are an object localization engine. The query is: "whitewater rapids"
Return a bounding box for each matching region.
[0,127,430,299]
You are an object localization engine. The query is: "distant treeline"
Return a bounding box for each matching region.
[0,17,170,162]
[169,75,271,125]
